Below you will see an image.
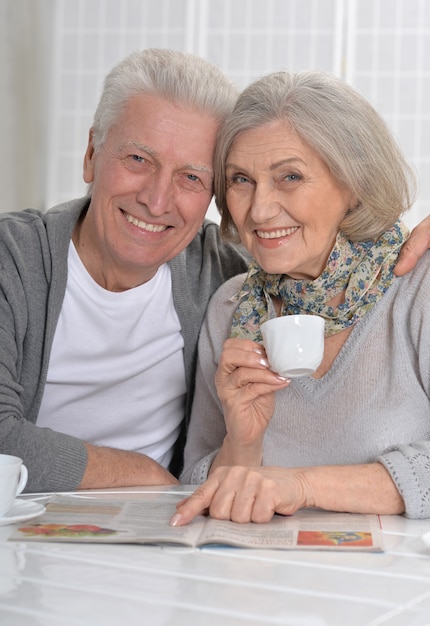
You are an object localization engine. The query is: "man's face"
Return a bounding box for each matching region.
[80,93,220,290]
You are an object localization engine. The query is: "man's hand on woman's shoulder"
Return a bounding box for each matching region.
[395,215,430,276]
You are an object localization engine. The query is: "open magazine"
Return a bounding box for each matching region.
[9,492,383,551]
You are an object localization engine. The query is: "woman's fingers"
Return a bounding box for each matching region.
[170,475,222,526]
[218,338,269,375]
[228,470,274,523]
[170,467,307,527]
[170,467,278,526]
[223,366,288,395]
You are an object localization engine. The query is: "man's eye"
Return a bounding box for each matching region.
[131,155,144,163]
[179,173,208,192]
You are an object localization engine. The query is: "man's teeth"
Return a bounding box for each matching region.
[125,213,167,232]
[257,226,299,239]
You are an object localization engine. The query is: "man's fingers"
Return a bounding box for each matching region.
[394,241,421,276]
[394,218,430,277]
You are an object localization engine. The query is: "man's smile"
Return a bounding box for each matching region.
[123,210,169,233]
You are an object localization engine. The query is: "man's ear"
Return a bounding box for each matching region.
[83,128,96,183]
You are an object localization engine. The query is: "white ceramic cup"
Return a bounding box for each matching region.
[261,314,325,378]
[0,455,28,517]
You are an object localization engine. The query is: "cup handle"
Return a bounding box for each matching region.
[15,464,28,496]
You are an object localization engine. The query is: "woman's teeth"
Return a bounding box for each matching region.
[256,226,299,239]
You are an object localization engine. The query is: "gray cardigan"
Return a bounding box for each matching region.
[0,197,248,491]
[181,257,430,519]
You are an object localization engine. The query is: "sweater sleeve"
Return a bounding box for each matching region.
[0,202,90,492]
[180,276,244,484]
[0,294,88,493]
[378,445,430,519]
[378,255,430,519]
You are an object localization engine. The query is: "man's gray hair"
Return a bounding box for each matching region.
[91,48,239,151]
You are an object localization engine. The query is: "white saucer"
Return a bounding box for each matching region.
[0,499,46,526]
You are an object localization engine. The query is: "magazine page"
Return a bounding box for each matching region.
[9,494,206,546]
[9,495,383,551]
[199,508,384,551]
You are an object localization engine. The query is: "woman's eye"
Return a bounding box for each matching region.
[231,174,250,185]
[285,173,301,182]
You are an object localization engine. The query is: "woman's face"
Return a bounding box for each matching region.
[225,120,355,279]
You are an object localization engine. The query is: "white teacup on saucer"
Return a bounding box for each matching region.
[0,454,28,517]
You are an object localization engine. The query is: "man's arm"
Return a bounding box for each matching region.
[395,215,430,276]
[79,443,178,489]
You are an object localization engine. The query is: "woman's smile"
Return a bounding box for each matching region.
[255,226,300,239]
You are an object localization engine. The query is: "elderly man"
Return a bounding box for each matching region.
[0,49,428,492]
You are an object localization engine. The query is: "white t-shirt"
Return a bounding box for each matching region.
[37,242,186,468]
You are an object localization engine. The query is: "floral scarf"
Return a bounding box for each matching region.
[230,221,409,341]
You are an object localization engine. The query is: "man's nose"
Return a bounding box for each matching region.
[136,171,173,215]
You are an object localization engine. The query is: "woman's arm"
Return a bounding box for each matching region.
[171,461,404,526]
[210,337,290,471]
[180,277,289,483]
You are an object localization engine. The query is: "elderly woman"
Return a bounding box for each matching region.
[170,70,430,526]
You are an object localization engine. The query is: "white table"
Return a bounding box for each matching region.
[1,486,430,626]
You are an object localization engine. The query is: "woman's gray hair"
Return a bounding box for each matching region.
[215,71,417,242]
[91,48,239,152]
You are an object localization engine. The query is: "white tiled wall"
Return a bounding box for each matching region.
[46,0,430,228]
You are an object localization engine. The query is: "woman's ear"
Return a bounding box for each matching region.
[349,200,362,213]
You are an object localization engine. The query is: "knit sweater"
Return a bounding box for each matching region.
[181,255,430,519]
[0,197,249,491]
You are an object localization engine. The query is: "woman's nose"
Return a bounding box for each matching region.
[250,183,282,224]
